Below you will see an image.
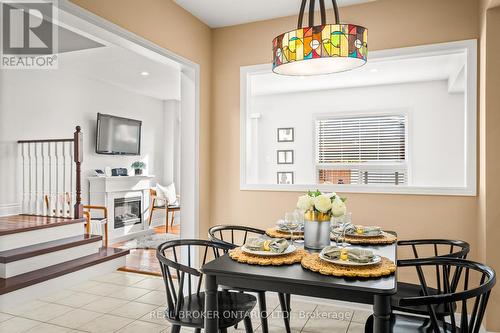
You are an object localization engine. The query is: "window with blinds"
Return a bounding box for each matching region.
[316,114,407,185]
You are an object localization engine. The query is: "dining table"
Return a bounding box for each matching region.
[201,233,397,333]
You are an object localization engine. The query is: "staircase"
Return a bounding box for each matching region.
[0,215,129,309]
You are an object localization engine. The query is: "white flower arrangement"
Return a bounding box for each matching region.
[296,190,347,217]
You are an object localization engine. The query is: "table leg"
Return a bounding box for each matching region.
[373,295,392,333]
[204,274,218,333]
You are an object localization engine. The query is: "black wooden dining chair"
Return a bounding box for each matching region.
[208,225,292,333]
[156,239,256,333]
[393,239,470,316]
[365,257,496,333]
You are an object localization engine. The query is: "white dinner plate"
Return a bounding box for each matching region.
[241,244,297,256]
[319,249,382,267]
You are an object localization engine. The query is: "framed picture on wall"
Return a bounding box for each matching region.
[277,150,294,164]
[277,172,294,185]
[277,128,294,142]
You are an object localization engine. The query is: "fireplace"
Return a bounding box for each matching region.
[114,196,142,229]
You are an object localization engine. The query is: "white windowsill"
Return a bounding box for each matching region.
[240,183,476,196]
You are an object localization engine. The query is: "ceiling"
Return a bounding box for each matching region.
[59,46,181,101]
[174,0,374,28]
[49,19,182,101]
[250,53,467,96]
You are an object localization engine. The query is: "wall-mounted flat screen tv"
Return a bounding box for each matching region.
[96,113,142,155]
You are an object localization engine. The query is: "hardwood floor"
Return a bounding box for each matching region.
[111,224,180,276]
[0,215,84,235]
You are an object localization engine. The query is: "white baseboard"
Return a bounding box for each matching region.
[0,203,20,217]
[0,255,126,310]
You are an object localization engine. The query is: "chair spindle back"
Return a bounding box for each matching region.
[398,258,495,333]
[208,225,266,249]
[156,239,231,320]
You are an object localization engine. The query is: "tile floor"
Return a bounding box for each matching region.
[0,271,372,333]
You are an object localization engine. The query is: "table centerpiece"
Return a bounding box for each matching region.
[297,190,346,249]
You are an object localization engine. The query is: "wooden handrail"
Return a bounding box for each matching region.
[17,139,74,144]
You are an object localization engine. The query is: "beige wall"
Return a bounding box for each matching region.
[69,0,213,237]
[211,0,500,328]
[210,0,480,254]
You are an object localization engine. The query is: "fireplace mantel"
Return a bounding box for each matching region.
[88,175,155,242]
[88,175,155,193]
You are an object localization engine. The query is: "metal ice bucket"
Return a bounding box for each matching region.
[304,211,331,250]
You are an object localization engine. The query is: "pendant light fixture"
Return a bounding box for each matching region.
[272,0,367,76]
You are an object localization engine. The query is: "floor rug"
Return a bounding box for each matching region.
[121,232,179,250]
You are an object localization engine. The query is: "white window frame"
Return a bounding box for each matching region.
[313,110,409,185]
[240,39,477,196]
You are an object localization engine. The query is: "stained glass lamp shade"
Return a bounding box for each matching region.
[272,0,367,76]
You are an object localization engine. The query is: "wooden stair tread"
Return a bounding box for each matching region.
[0,247,130,295]
[0,215,85,236]
[0,234,103,263]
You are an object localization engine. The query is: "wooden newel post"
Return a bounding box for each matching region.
[74,126,84,219]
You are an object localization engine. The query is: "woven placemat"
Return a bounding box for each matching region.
[331,231,397,245]
[229,247,307,266]
[265,228,304,240]
[301,253,396,278]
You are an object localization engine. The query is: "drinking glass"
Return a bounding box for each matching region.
[331,212,352,248]
[293,209,305,244]
[284,212,299,246]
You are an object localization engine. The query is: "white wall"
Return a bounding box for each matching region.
[0,67,178,212]
[249,80,465,187]
[162,100,181,189]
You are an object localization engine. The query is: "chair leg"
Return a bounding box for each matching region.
[170,325,181,333]
[278,293,291,333]
[171,210,175,228]
[234,290,245,329]
[244,316,254,333]
[148,199,155,226]
[364,314,374,333]
[165,208,169,233]
[285,293,291,312]
[257,291,269,333]
[104,222,108,247]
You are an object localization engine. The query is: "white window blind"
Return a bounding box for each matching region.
[316,115,406,163]
[316,114,407,185]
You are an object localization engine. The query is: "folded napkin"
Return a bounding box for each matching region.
[343,225,381,236]
[357,226,381,236]
[322,246,375,263]
[245,237,266,251]
[342,224,356,234]
[268,238,289,253]
[244,237,289,253]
